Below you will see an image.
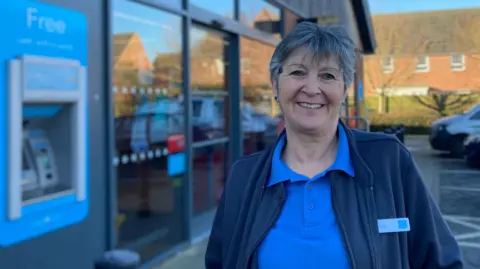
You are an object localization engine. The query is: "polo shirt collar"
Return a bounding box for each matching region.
[267,124,355,187]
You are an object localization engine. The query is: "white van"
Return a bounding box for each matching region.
[429,104,480,157]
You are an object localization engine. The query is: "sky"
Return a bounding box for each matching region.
[368,0,480,14]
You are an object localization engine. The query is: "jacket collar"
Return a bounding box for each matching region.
[265,120,373,187]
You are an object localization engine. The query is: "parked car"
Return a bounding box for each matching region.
[429,104,480,157]
[464,133,480,168]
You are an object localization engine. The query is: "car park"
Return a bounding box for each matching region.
[429,104,480,157]
[464,132,480,168]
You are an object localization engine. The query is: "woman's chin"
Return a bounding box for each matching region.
[293,120,327,133]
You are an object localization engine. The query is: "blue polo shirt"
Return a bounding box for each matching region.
[258,125,355,269]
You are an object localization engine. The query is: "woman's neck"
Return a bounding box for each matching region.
[283,125,338,167]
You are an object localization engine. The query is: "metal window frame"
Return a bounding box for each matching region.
[105,0,117,250]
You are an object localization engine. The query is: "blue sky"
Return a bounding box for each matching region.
[369,0,480,14]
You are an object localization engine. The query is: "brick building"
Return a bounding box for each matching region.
[364,8,480,99]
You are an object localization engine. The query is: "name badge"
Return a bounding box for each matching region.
[377,218,410,233]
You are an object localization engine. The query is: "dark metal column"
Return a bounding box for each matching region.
[181,4,193,241]
[227,34,242,164]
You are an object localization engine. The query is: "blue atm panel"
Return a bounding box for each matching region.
[0,0,88,246]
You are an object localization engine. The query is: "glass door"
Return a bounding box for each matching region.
[190,25,232,217]
[112,0,186,262]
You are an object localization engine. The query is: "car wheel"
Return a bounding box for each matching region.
[449,135,466,158]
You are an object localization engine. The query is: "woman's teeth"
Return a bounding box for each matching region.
[298,102,323,109]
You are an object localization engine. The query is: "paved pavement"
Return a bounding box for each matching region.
[153,239,207,269]
[154,136,480,269]
[407,136,480,269]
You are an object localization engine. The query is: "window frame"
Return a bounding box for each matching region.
[415,55,430,73]
[381,56,394,74]
[451,54,466,72]
[241,58,251,74]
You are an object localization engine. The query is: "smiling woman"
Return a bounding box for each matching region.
[271,23,355,137]
[206,22,463,269]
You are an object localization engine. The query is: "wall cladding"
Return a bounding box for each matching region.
[275,0,364,50]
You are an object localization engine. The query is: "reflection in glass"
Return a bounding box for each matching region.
[240,0,281,36]
[240,37,279,155]
[193,143,230,215]
[283,8,300,36]
[190,0,234,19]
[190,26,230,142]
[112,0,185,262]
[190,26,231,216]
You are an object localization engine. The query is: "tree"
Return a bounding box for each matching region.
[411,91,477,116]
[364,14,430,113]
[364,56,417,113]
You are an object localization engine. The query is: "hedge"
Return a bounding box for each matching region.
[368,113,438,135]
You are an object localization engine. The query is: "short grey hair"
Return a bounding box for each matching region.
[270,22,356,89]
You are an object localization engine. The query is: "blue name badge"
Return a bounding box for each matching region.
[377,218,411,233]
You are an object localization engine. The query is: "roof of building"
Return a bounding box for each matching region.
[372,8,480,55]
[350,0,376,54]
[113,33,135,62]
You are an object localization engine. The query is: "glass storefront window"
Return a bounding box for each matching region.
[112,0,185,262]
[240,0,281,36]
[190,25,231,215]
[192,143,230,215]
[190,0,234,19]
[240,37,279,155]
[190,26,231,142]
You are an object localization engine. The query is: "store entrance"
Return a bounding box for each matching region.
[190,24,233,237]
[112,0,187,262]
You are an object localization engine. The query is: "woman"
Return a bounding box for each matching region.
[205,22,463,269]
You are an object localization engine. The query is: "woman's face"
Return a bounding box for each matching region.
[275,47,347,134]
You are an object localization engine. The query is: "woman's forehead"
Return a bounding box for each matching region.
[285,47,340,69]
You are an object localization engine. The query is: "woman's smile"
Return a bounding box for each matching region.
[296,102,324,109]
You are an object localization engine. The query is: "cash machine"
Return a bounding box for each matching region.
[0,1,88,246]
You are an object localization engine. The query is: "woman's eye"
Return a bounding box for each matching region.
[320,73,336,80]
[290,70,306,76]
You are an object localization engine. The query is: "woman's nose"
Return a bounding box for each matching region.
[303,73,322,95]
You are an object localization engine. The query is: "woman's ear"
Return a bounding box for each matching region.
[272,79,279,98]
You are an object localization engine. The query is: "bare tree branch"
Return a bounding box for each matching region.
[411,93,476,116]
[365,16,432,103]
